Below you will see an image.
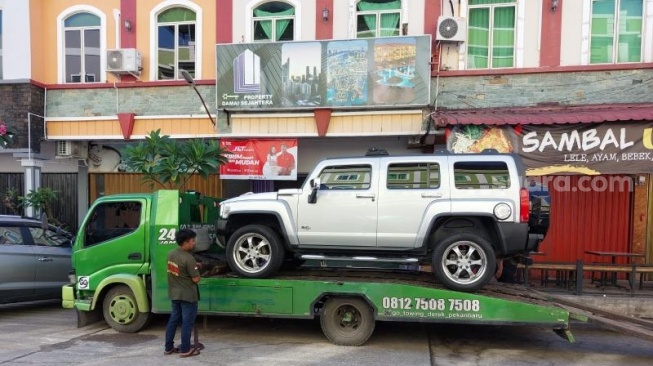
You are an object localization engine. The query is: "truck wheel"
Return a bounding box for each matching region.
[226,225,285,278]
[320,298,375,346]
[102,285,150,333]
[432,233,496,292]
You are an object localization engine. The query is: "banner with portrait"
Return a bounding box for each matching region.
[219,139,298,180]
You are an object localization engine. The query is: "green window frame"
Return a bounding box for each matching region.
[157,7,196,80]
[590,0,643,64]
[356,0,401,38]
[253,1,295,42]
[64,12,101,83]
[467,0,516,69]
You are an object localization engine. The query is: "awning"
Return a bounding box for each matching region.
[434,103,653,126]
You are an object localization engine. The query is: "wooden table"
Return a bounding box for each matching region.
[584,251,645,287]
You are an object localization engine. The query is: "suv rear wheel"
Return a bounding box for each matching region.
[432,233,496,292]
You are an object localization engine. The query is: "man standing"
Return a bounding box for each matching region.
[164,229,201,357]
[276,143,296,176]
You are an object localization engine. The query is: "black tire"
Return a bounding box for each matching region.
[320,298,375,346]
[432,233,496,292]
[102,285,150,333]
[226,224,285,278]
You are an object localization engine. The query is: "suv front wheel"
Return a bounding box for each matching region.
[432,233,496,292]
[226,224,285,278]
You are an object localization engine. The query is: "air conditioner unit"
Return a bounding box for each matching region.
[436,16,467,42]
[56,141,88,160]
[106,48,142,75]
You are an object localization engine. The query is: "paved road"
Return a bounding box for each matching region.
[0,301,652,365]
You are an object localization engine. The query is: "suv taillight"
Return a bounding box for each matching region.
[520,188,530,223]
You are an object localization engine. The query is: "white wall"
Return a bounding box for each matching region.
[0,0,32,80]
[560,0,584,66]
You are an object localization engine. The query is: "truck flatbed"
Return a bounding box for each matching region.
[150,268,579,346]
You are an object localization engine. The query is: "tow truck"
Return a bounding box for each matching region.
[62,190,589,346]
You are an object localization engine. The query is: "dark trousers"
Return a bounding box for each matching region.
[164,300,198,353]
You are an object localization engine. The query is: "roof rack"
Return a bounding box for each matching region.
[365,147,389,156]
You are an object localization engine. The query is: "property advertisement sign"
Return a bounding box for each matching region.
[219,139,298,180]
[216,36,431,110]
[446,123,653,175]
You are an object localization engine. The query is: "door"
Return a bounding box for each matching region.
[297,162,379,247]
[377,158,450,248]
[28,226,73,299]
[74,200,147,280]
[0,225,36,303]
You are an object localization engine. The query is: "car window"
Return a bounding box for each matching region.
[454,161,510,189]
[84,201,142,247]
[28,227,70,247]
[0,226,24,245]
[318,164,372,190]
[387,162,440,189]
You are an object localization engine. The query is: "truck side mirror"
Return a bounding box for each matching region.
[308,178,321,204]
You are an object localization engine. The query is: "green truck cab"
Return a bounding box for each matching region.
[63,189,578,346]
[62,190,220,332]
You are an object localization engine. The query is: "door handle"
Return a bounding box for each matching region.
[421,192,443,198]
[356,193,376,202]
[128,252,142,260]
[38,257,53,262]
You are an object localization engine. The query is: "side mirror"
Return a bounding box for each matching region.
[308,178,321,204]
[310,178,321,189]
[40,213,49,230]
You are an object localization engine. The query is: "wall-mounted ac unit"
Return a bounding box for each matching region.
[436,16,467,42]
[106,48,142,75]
[56,141,88,160]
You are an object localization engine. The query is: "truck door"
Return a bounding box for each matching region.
[377,157,450,248]
[297,161,379,247]
[74,200,147,276]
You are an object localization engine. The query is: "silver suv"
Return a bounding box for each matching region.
[0,215,73,304]
[216,149,546,292]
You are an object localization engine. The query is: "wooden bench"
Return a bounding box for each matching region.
[517,262,577,289]
[519,260,653,296]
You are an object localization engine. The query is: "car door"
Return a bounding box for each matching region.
[376,157,450,248]
[297,161,379,247]
[29,226,72,299]
[0,224,36,304]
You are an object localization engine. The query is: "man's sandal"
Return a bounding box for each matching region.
[179,348,201,358]
[163,347,179,355]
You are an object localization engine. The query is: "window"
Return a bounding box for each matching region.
[356,0,401,38]
[84,201,142,247]
[467,0,516,69]
[64,12,101,83]
[590,0,643,63]
[157,7,196,80]
[0,226,23,245]
[28,227,71,247]
[319,165,372,190]
[454,161,510,189]
[387,163,440,189]
[253,1,295,41]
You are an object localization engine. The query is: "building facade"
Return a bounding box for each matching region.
[0,0,651,265]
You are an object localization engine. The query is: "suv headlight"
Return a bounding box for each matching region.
[220,204,231,218]
[493,203,512,220]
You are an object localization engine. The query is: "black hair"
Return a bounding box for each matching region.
[175,228,197,246]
